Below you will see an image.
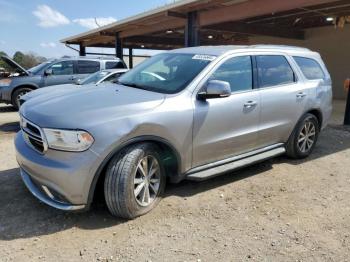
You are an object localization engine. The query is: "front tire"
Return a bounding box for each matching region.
[12,87,33,110]
[286,113,320,159]
[104,143,166,219]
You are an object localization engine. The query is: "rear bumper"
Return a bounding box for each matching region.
[20,168,86,211]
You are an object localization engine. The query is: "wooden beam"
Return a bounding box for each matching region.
[206,22,305,40]
[119,19,185,38]
[166,11,187,19]
[199,0,340,26]
[125,36,184,46]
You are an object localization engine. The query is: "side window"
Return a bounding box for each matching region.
[293,56,325,80]
[256,55,295,88]
[48,61,74,75]
[210,56,253,92]
[77,60,100,74]
[106,61,126,69]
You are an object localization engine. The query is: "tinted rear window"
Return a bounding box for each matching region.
[256,55,295,88]
[77,60,100,74]
[106,61,126,69]
[293,56,325,80]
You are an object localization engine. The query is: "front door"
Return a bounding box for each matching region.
[192,55,261,168]
[44,60,75,86]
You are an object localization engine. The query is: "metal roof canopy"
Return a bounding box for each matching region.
[61,0,349,54]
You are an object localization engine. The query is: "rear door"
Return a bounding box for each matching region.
[255,54,311,147]
[192,55,261,167]
[43,60,75,86]
[75,60,101,82]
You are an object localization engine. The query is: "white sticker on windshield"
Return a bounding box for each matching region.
[192,55,216,61]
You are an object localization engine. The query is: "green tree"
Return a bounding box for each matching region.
[0,51,11,71]
[13,51,25,65]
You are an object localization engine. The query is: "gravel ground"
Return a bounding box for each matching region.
[0,103,349,262]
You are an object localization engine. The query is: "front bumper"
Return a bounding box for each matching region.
[20,168,85,211]
[15,131,101,210]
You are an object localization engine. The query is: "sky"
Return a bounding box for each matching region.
[0,0,178,58]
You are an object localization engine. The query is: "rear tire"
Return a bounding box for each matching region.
[104,143,166,219]
[12,87,33,110]
[286,113,319,159]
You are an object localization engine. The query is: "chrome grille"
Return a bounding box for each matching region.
[20,116,47,153]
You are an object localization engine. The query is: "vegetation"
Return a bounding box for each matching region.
[0,51,47,71]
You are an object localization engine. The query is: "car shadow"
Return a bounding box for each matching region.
[0,125,349,241]
[0,121,20,133]
[0,105,16,113]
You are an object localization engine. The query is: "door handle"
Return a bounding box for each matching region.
[296,92,307,98]
[244,101,258,108]
[70,76,77,80]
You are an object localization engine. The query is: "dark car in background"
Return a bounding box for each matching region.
[0,56,127,109]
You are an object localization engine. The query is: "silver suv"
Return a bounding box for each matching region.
[15,45,332,219]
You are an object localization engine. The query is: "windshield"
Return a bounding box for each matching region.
[80,70,110,85]
[118,53,215,94]
[28,61,52,75]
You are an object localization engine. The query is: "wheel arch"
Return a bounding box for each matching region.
[11,84,38,100]
[306,108,323,130]
[86,135,182,208]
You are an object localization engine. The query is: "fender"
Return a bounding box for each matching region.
[86,135,182,208]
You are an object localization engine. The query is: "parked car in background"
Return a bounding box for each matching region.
[15,45,332,219]
[0,55,127,109]
[19,69,128,106]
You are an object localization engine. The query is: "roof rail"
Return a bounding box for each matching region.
[250,45,311,51]
[60,55,119,60]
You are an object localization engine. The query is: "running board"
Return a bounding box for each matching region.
[186,146,286,181]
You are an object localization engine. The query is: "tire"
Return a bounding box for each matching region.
[104,143,166,219]
[286,113,320,159]
[12,87,33,110]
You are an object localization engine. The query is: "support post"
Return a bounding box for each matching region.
[185,11,200,47]
[128,48,133,69]
[344,79,350,125]
[115,32,123,60]
[79,44,86,56]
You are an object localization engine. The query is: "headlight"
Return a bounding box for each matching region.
[43,128,94,152]
[0,79,12,87]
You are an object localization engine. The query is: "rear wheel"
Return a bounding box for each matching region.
[12,87,33,110]
[104,143,166,219]
[286,113,319,159]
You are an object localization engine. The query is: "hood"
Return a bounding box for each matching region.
[20,83,166,129]
[0,55,29,76]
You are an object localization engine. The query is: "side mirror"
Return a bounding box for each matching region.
[44,68,53,76]
[197,80,231,100]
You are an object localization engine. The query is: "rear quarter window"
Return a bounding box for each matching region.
[293,56,325,80]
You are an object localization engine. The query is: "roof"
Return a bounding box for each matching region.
[61,0,348,50]
[169,44,312,56]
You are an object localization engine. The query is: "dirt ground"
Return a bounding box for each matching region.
[0,102,349,262]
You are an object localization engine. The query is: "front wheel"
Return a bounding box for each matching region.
[104,143,166,219]
[286,113,320,159]
[12,87,33,110]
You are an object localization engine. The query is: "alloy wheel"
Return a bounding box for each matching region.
[133,155,161,207]
[297,120,316,153]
